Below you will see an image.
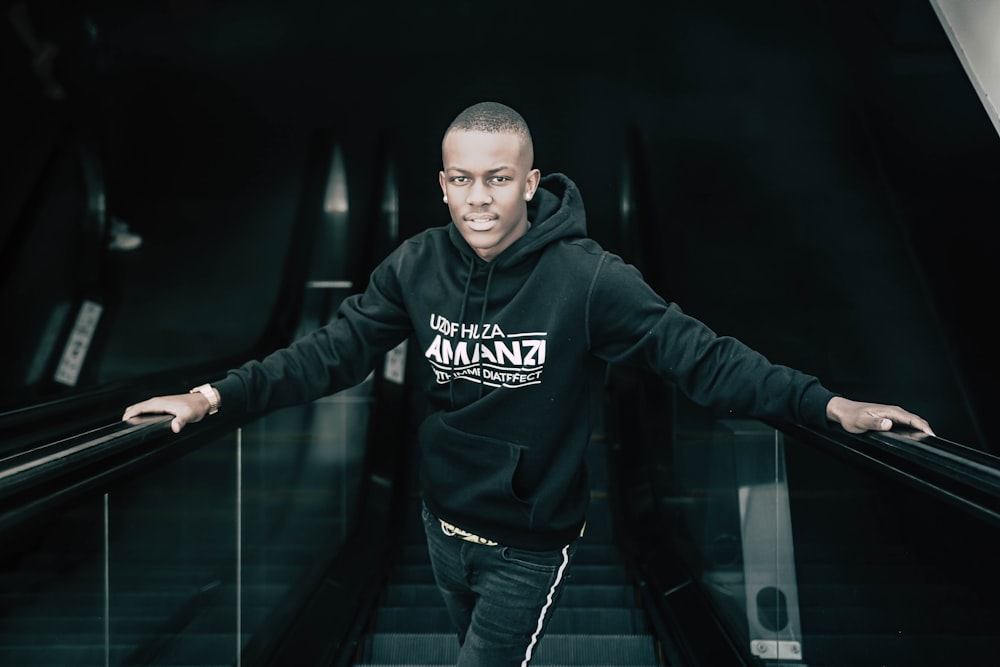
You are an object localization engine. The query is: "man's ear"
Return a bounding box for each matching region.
[525,168,541,200]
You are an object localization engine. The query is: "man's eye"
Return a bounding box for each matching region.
[490,176,511,184]
[451,176,469,184]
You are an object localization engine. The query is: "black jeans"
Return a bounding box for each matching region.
[421,504,578,666]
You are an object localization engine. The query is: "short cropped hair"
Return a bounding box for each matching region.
[445,101,532,144]
[443,101,534,167]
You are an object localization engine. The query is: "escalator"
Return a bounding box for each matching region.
[781,429,999,664]
[608,113,1000,666]
[0,390,374,664]
[349,426,663,666]
[4,343,997,667]
[610,373,1000,667]
[2,115,998,666]
[0,120,405,664]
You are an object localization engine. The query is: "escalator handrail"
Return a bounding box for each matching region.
[873,428,1000,486]
[620,121,1000,525]
[0,410,243,537]
[0,355,247,456]
[610,374,1000,666]
[0,128,400,523]
[776,420,1000,527]
[0,415,171,492]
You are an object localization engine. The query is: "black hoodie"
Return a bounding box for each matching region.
[213,173,836,550]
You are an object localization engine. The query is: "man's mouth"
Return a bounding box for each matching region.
[464,216,496,232]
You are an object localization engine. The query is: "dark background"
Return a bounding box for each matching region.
[2,0,997,449]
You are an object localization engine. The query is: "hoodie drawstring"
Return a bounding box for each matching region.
[476,263,497,398]
[450,256,476,408]
[449,257,498,405]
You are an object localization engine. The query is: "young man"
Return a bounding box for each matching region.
[123,101,934,666]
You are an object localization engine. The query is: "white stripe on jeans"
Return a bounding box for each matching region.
[521,544,571,667]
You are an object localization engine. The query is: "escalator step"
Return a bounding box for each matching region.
[382,584,640,609]
[423,634,656,665]
[387,565,432,584]
[358,633,659,665]
[372,606,649,634]
[566,564,631,586]
[571,544,625,565]
[543,609,650,635]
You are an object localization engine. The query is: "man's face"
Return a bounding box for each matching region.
[439,129,541,263]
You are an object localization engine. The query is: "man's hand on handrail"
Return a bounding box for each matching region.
[826,396,935,436]
[122,394,211,434]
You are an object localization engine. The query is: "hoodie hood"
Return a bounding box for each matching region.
[447,172,587,268]
[441,172,588,406]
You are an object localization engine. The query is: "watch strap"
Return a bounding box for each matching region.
[189,383,221,415]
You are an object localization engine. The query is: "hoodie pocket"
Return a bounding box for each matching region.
[420,414,532,521]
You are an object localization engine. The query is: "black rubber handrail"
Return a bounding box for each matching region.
[0,410,242,538]
[0,355,245,460]
[778,421,1000,528]
[0,414,172,499]
[872,428,1000,491]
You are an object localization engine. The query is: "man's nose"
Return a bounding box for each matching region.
[467,181,492,206]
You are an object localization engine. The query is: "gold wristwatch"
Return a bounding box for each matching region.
[189,383,221,415]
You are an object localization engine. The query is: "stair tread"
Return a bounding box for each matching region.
[360,633,660,666]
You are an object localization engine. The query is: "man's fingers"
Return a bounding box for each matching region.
[123,397,167,419]
[904,416,935,436]
[121,395,203,434]
[895,415,932,435]
[871,408,936,436]
[122,402,151,421]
